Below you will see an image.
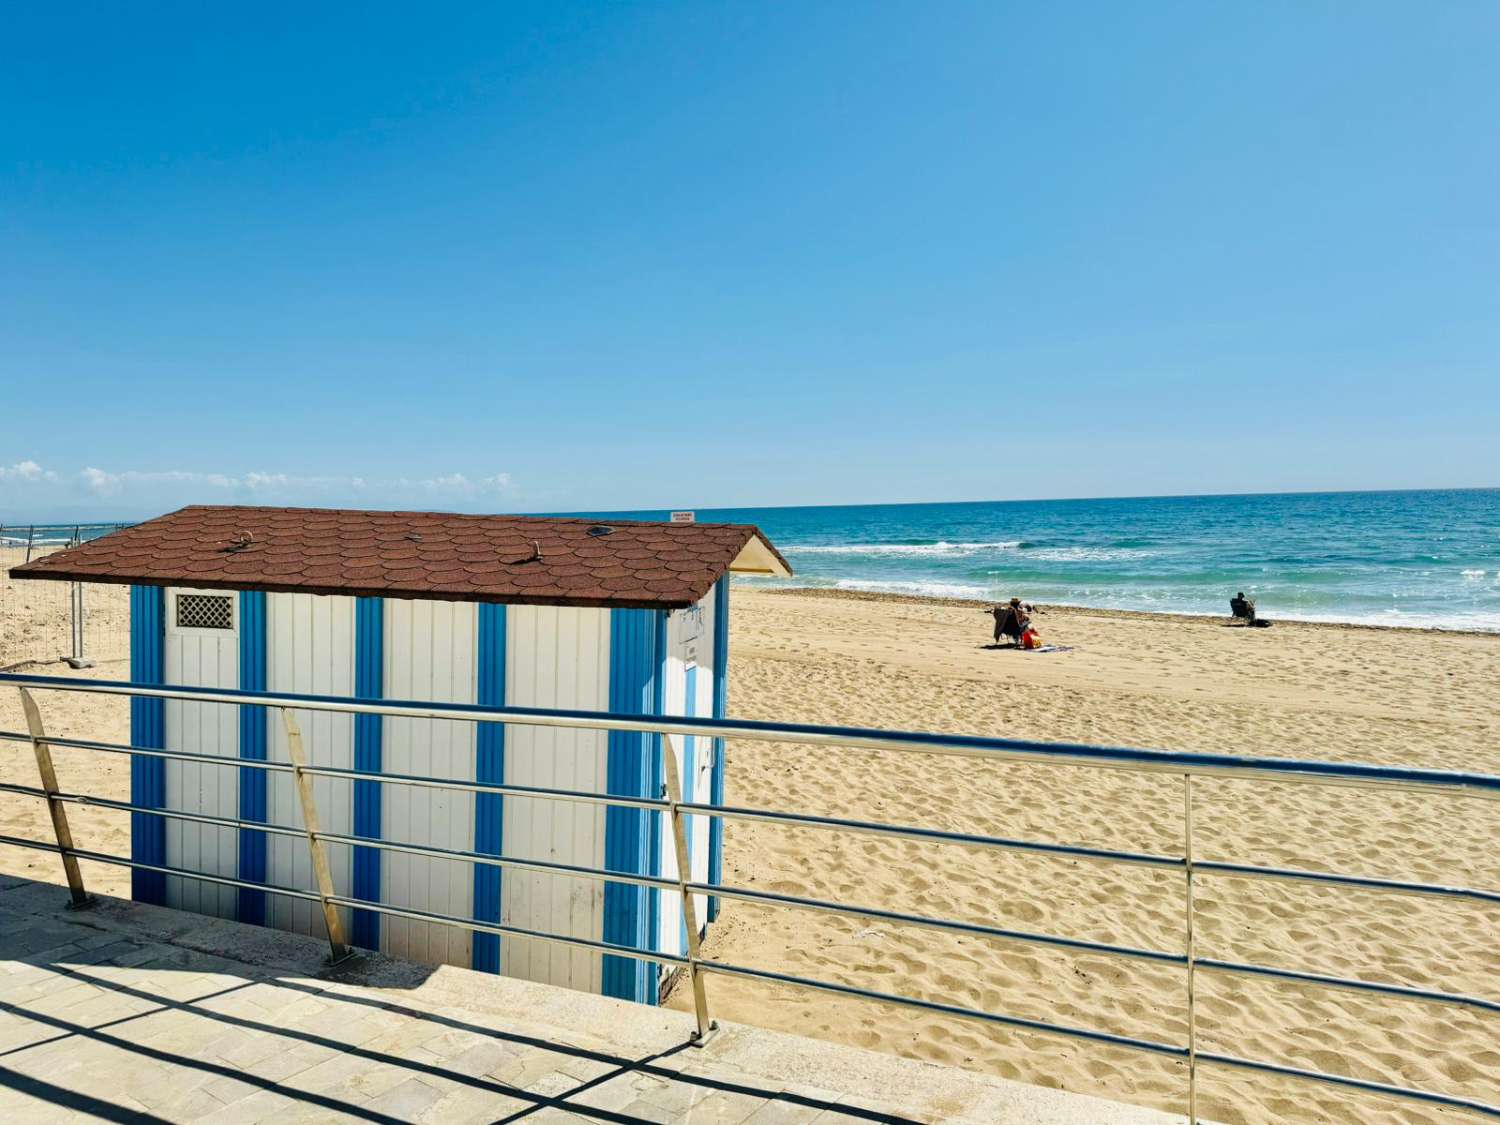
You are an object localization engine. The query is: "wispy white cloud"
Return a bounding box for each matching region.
[2,461,518,511]
[74,466,518,498]
[1,460,59,482]
[79,468,243,495]
[417,472,513,495]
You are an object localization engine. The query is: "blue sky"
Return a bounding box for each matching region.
[2,2,1496,520]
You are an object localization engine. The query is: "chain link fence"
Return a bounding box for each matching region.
[0,524,132,670]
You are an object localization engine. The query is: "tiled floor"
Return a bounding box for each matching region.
[0,875,1181,1123]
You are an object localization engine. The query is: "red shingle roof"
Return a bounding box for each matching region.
[8,505,791,610]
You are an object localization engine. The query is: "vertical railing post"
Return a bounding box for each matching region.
[1184,772,1198,1123]
[663,732,716,1044]
[278,708,352,962]
[17,688,91,908]
[65,582,93,669]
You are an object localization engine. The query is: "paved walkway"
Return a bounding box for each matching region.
[0,874,1181,1123]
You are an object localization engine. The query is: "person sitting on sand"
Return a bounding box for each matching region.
[989,597,1030,646]
[1230,591,1256,624]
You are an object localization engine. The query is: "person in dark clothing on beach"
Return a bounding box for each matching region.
[1230,591,1255,623]
[990,597,1029,645]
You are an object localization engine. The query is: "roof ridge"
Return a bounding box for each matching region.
[7,504,791,610]
[169,503,756,530]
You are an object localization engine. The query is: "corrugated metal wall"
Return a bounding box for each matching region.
[264,592,357,939]
[382,598,478,967]
[162,587,239,920]
[145,586,721,1000]
[503,604,611,991]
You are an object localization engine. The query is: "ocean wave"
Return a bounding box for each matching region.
[785,540,1024,557]
[1460,568,1486,580]
[1019,546,1160,563]
[783,540,1164,563]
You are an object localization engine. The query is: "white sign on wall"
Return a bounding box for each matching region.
[670,511,695,523]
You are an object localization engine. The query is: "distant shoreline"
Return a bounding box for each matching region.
[741,583,1500,638]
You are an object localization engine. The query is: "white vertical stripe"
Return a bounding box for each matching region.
[265,593,356,940]
[502,605,609,993]
[162,587,239,921]
[381,598,477,967]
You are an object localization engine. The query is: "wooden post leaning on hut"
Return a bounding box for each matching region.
[662,731,716,1044]
[278,707,353,962]
[17,688,91,908]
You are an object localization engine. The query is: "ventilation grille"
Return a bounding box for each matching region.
[176,593,233,630]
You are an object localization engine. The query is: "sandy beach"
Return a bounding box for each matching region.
[2,575,1496,1122]
[676,589,1500,1124]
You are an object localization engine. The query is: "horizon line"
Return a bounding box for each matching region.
[548,483,1500,519]
[7,483,1497,529]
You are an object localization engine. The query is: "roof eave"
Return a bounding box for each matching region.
[5,569,704,612]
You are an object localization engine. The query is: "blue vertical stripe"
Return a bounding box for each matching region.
[237,591,268,925]
[472,602,506,974]
[708,577,729,921]
[602,607,666,1003]
[129,585,166,905]
[352,597,384,950]
[681,661,698,948]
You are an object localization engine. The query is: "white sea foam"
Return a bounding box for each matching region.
[785,540,1160,563]
[1461,568,1486,580]
[786,541,1023,557]
[1021,546,1158,563]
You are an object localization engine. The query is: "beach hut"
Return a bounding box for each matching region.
[10,504,790,1003]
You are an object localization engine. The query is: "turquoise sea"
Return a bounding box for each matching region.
[597,490,1500,632]
[10,491,1497,631]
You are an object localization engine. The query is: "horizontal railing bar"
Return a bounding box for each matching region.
[8,784,1489,1014]
[0,729,669,813]
[6,731,1496,905]
[0,834,682,968]
[698,876,1499,1014]
[686,881,1186,967]
[296,764,668,811]
[0,729,293,773]
[1199,1049,1500,1118]
[1195,859,1500,907]
[0,783,678,893]
[0,782,308,839]
[7,671,1498,1117]
[1197,959,1499,1014]
[696,960,1187,1059]
[677,802,1183,871]
[683,802,1500,905]
[309,829,678,892]
[5,673,1498,799]
[0,833,325,903]
[5,835,1492,1116]
[704,958,1500,1114]
[318,892,689,968]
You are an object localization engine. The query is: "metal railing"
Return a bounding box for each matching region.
[1,524,132,669]
[0,671,1496,1121]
